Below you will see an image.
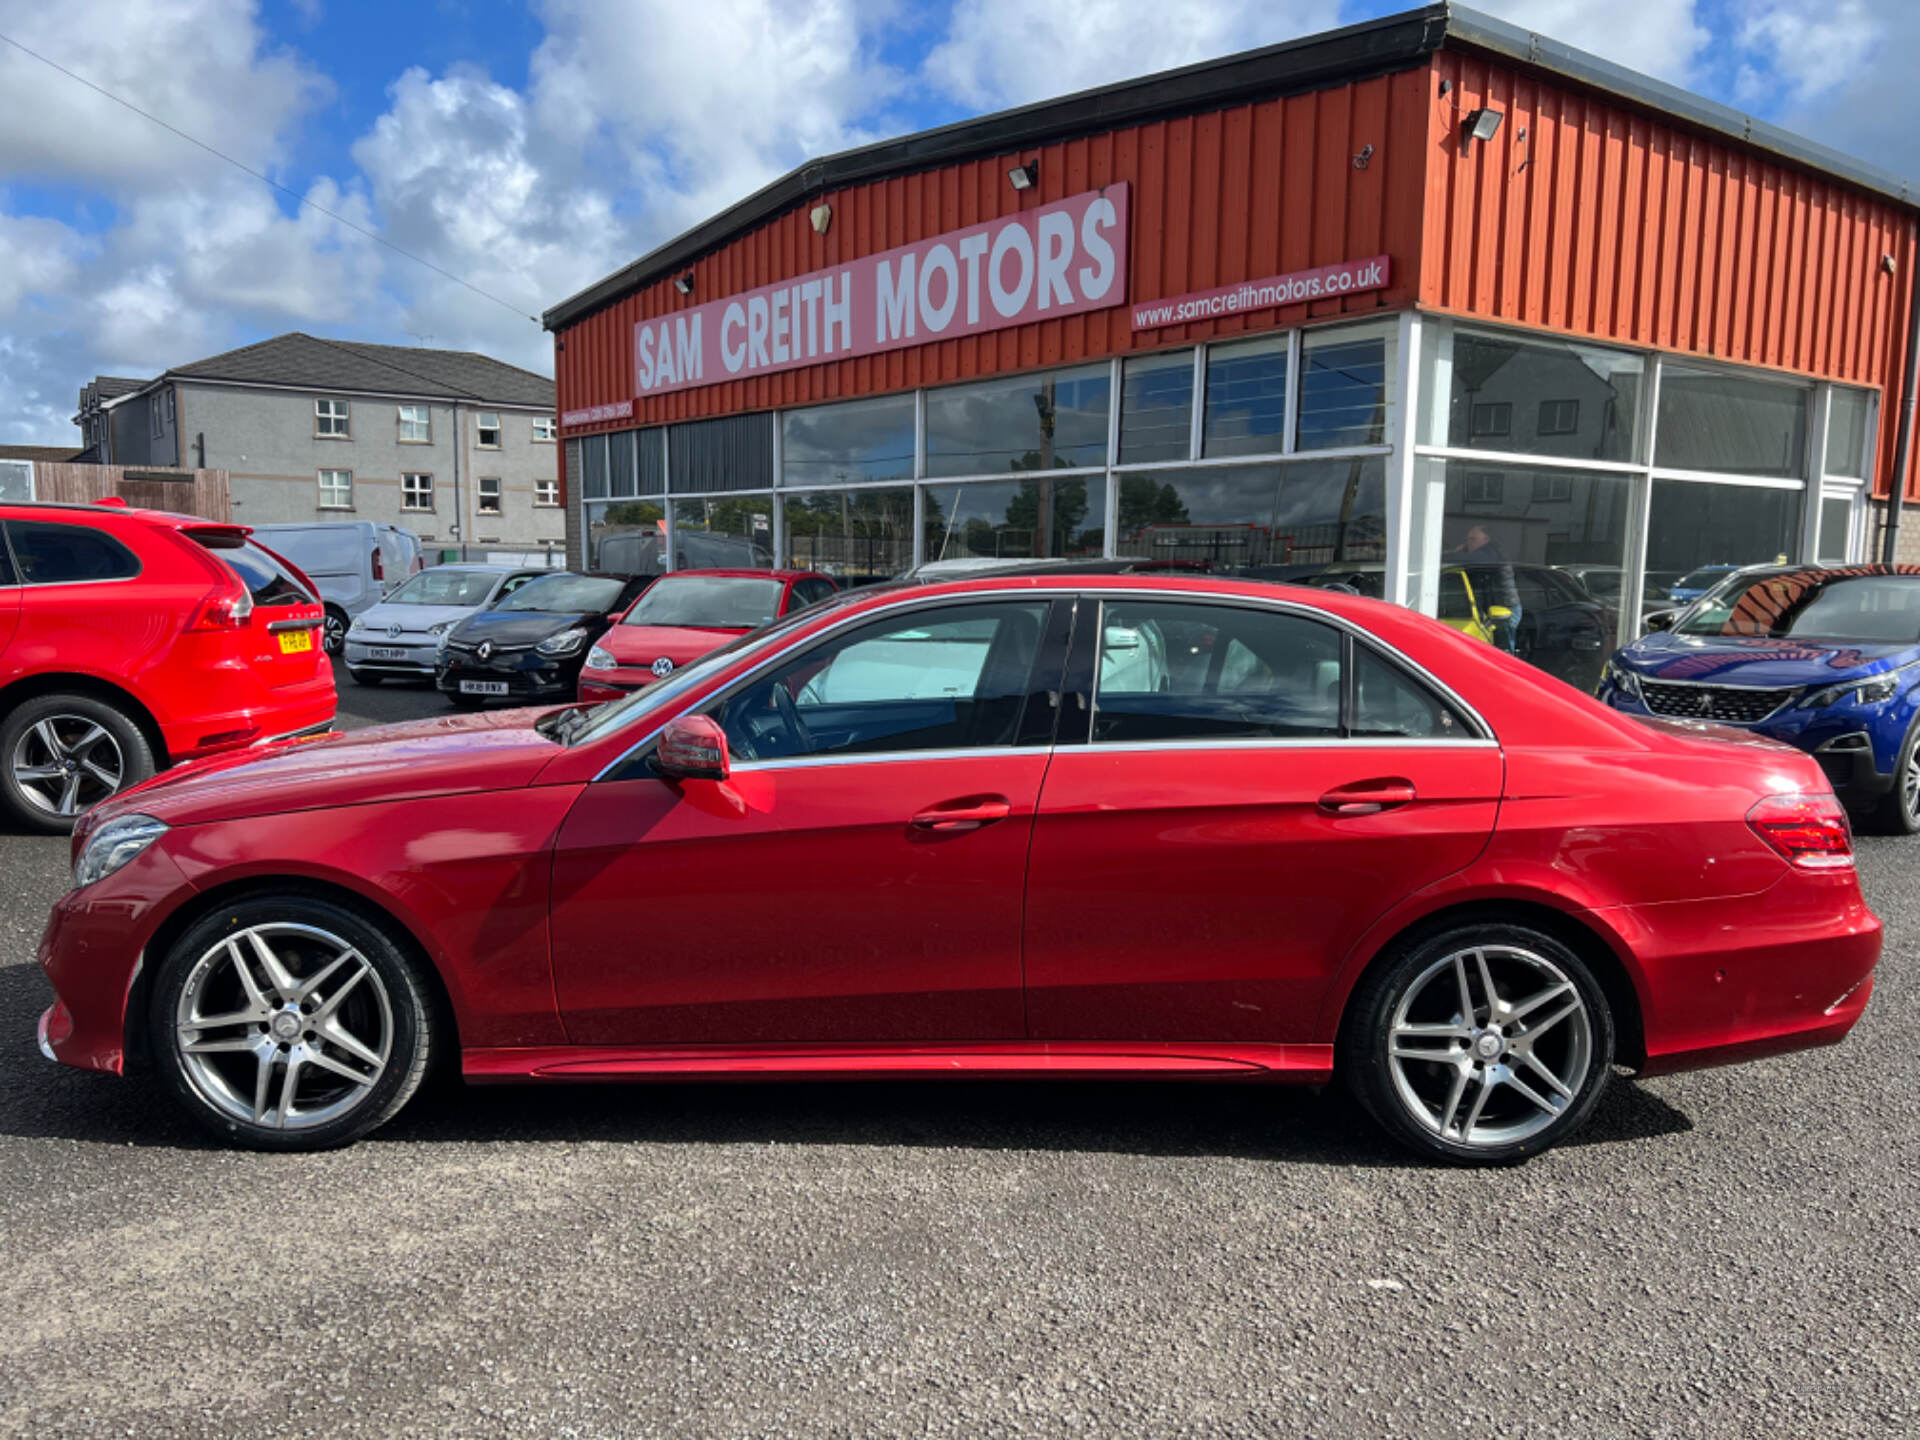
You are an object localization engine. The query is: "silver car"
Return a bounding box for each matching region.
[342,564,547,684]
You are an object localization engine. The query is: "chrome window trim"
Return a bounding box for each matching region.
[1052,737,1499,755]
[731,745,1055,774]
[589,584,1499,780]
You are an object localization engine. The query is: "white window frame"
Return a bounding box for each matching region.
[401,472,434,512]
[318,468,354,510]
[398,404,432,443]
[315,397,350,439]
[476,411,503,448]
[533,416,558,443]
[534,477,559,507]
[477,475,503,515]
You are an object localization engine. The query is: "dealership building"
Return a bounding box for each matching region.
[544,1,1920,678]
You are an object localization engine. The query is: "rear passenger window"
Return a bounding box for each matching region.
[1351,645,1472,740]
[5,521,140,584]
[1093,601,1342,742]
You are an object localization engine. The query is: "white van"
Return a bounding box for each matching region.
[251,522,424,653]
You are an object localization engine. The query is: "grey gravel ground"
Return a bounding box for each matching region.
[1,667,1916,1437]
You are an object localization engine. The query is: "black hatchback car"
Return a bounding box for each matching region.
[436,571,651,707]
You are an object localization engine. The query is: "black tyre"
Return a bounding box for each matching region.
[1341,922,1614,1165]
[0,693,156,835]
[1866,714,1920,836]
[322,607,349,655]
[347,669,382,686]
[150,894,435,1151]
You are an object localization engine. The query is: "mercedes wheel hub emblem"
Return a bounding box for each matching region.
[1475,1031,1504,1061]
[652,656,674,678]
[477,640,495,661]
[271,1012,302,1041]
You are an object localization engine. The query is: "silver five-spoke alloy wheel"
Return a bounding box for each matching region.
[1903,745,1920,825]
[1385,943,1594,1149]
[174,923,394,1131]
[11,715,124,817]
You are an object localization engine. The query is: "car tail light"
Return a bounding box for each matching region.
[187,581,254,631]
[371,545,385,582]
[1747,792,1855,871]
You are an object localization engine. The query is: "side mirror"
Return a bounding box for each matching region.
[1643,610,1674,633]
[1486,605,1512,620]
[655,714,730,782]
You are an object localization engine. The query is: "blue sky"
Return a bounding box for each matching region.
[0,0,1903,444]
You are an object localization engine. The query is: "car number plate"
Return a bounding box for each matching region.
[368,647,407,661]
[459,680,510,696]
[277,630,315,654]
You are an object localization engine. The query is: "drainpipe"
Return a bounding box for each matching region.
[451,401,463,561]
[1881,242,1920,564]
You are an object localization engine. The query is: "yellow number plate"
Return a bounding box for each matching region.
[277,629,315,654]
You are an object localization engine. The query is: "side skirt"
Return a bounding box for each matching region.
[463,1041,1335,1084]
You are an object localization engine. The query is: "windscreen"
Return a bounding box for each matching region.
[1677,572,1920,642]
[496,573,626,613]
[622,575,784,629]
[207,540,313,606]
[388,569,499,606]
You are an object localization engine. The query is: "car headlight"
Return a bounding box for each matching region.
[537,627,589,657]
[428,620,455,638]
[1804,668,1908,709]
[347,615,368,635]
[1601,660,1642,700]
[72,814,168,890]
[584,644,616,671]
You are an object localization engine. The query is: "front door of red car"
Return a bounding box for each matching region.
[549,597,1069,1045]
[1023,597,1503,1044]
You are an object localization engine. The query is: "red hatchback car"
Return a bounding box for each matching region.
[578,568,838,703]
[1,503,333,834]
[36,574,1879,1162]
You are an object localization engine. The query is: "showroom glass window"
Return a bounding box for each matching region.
[1110,458,1385,583]
[1818,496,1854,565]
[1120,351,1195,464]
[924,366,1109,476]
[1443,330,1642,463]
[1297,329,1390,449]
[1202,335,1289,458]
[923,476,1109,562]
[1655,366,1807,477]
[1826,388,1872,479]
[672,496,774,570]
[784,488,914,579]
[783,394,916,486]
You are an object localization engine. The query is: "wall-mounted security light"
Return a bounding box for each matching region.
[673,274,694,296]
[810,203,832,235]
[1460,107,1504,145]
[1007,161,1039,191]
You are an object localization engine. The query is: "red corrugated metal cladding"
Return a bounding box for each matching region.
[1425,51,1920,500]
[553,67,1432,433]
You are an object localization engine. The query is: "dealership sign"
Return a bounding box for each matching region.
[632,184,1130,399]
[1130,256,1390,330]
[560,399,634,428]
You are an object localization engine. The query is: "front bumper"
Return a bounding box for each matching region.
[578,667,659,704]
[438,648,580,700]
[343,637,441,677]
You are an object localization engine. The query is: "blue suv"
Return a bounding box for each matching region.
[1597,565,1920,833]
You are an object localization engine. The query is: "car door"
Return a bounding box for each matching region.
[549,595,1071,1045]
[0,523,20,664]
[1022,595,1503,1044]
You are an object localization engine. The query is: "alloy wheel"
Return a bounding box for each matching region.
[1904,745,1920,825]
[10,715,125,817]
[323,612,347,654]
[1384,943,1594,1148]
[173,923,393,1131]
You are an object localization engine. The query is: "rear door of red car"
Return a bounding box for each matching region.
[1022,595,1503,1044]
[548,595,1071,1045]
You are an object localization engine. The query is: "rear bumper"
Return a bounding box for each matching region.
[1616,874,1882,1076]
[160,677,337,762]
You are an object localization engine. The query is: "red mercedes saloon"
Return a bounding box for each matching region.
[578,568,837,704]
[36,573,1880,1163]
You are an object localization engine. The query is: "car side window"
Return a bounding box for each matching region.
[1092,601,1341,743]
[5,521,140,584]
[1350,644,1473,740]
[710,601,1050,763]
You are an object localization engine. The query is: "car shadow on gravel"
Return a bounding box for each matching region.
[2,966,1693,1162]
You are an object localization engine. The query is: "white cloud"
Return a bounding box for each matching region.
[924,0,1341,111]
[1736,0,1881,110]
[0,213,87,314]
[1465,0,1711,86]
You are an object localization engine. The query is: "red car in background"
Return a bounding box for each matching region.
[578,568,837,703]
[0,502,333,834]
[37,573,1877,1162]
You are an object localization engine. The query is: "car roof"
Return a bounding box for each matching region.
[653,568,813,581]
[0,499,243,531]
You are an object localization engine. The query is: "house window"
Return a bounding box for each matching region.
[316,398,350,438]
[1530,472,1573,502]
[398,405,431,443]
[318,469,353,508]
[1464,470,1505,504]
[478,476,502,514]
[1538,398,1579,435]
[533,416,558,443]
[1470,401,1511,439]
[150,398,164,438]
[402,473,434,511]
[477,411,502,448]
[535,477,559,507]
[165,390,176,425]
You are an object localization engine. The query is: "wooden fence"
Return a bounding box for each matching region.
[31,463,232,522]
